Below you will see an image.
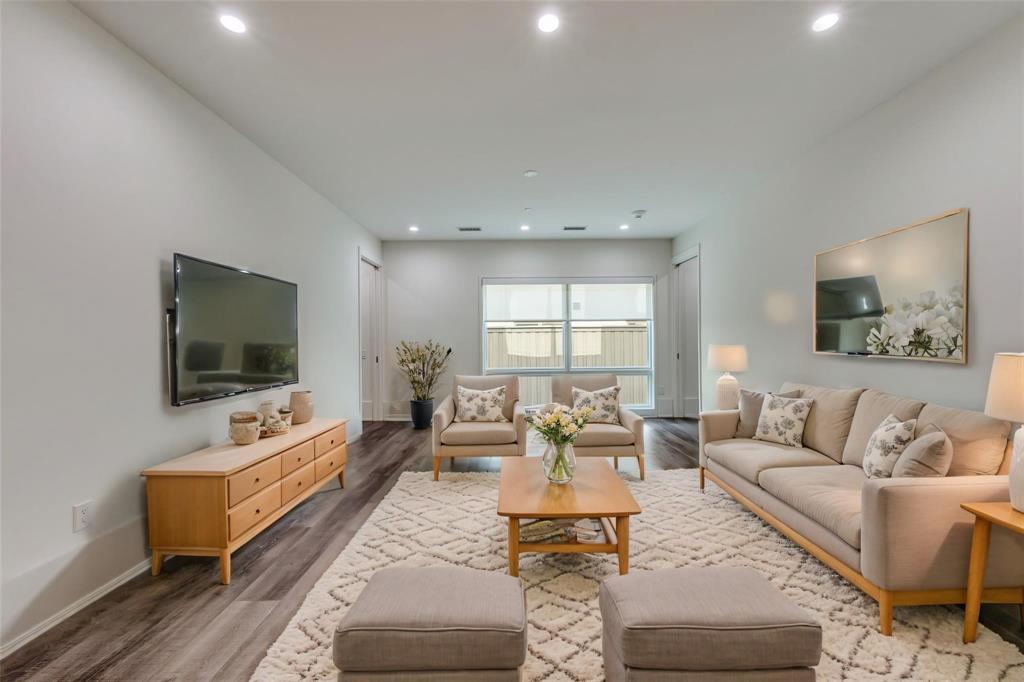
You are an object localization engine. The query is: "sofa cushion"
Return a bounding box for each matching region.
[599,567,822,671]
[861,415,917,479]
[454,385,509,423]
[333,566,527,672]
[574,423,635,447]
[916,403,1010,476]
[891,426,954,478]
[704,439,836,486]
[780,383,865,462]
[454,375,519,421]
[758,465,865,549]
[752,396,814,447]
[440,421,517,445]
[842,389,927,466]
[737,389,801,439]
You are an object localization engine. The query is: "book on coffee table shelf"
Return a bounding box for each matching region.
[519,518,604,544]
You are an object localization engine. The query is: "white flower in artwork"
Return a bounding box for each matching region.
[866,285,964,359]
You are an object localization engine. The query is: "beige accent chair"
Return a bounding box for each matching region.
[432,375,527,480]
[552,374,646,480]
[698,382,1024,636]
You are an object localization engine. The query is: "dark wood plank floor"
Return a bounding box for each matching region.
[2,418,1020,680]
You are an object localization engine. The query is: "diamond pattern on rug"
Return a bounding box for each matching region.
[251,469,1024,681]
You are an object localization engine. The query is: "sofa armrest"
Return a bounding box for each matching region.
[431,395,455,456]
[618,407,645,454]
[861,475,1024,591]
[698,410,739,467]
[513,400,527,455]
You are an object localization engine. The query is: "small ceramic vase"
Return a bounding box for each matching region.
[289,391,314,424]
[258,400,280,425]
[279,408,294,427]
[229,412,260,445]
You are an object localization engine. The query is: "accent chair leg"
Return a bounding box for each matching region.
[699,466,705,491]
[150,551,163,577]
[433,456,441,481]
[878,590,894,636]
[637,455,645,481]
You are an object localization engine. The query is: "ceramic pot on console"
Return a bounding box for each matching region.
[229,412,260,445]
[289,391,314,424]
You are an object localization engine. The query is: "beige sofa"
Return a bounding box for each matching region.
[698,382,1024,635]
[432,375,527,480]
[552,374,646,479]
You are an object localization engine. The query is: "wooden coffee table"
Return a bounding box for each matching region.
[497,458,641,576]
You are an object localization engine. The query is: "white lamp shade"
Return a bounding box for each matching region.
[984,352,1024,423]
[708,344,748,372]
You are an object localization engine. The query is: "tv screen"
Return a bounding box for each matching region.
[171,254,298,405]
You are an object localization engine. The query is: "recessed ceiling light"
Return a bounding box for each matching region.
[619,224,630,231]
[538,14,560,33]
[523,170,539,178]
[409,225,419,232]
[521,225,530,231]
[219,14,247,34]
[811,13,840,32]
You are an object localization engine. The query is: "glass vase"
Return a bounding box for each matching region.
[542,442,576,485]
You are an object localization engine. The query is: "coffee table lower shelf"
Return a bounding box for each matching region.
[507,516,630,576]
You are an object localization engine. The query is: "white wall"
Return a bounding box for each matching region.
[0,1,380,650]
[382,239,675,416]
[673,17,1023,411]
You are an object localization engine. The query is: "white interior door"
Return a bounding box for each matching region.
[675,256,701,418]
[359,257,383,421]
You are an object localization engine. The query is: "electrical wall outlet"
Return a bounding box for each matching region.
[73,500,93,533]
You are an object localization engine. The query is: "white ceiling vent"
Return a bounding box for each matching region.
[457,226,483,232]
[563,226,587,231]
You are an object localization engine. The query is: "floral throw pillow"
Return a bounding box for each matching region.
[862,414,917,479]
[572,385,621,424]
[454,385,508,422]
[753,395,814,447]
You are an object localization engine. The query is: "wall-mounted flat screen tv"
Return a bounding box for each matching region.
[171,254,298,405]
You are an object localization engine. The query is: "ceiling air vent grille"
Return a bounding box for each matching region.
[563,226,587,232]
[457,226,483,232]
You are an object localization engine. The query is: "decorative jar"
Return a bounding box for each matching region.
[229,411,260,445]
[289,391,314,424]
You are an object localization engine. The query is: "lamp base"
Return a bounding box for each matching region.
[715,373,740,410]
[1010,428,1024,513]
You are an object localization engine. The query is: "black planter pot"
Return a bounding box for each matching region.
[410,399,434,430]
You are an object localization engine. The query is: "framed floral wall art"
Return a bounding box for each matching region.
[813,209,967,364]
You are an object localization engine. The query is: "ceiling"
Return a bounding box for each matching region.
[76,1,1021,240]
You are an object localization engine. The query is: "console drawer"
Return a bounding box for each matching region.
[316,444,347,481]
[282,461,316,504]
[314,424,346,457]
[228,482,281,540]
[281,441,315,476]
[227,455,281,508]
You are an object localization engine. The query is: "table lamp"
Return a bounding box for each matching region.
[708,344,748,410]
[984,352,1024,512]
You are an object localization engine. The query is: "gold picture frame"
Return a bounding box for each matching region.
[813,208,968,364]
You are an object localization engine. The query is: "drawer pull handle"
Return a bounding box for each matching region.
[255,477,260,483]
[256,508,261,514]
[330,439,335,445]
[297,481,302,487]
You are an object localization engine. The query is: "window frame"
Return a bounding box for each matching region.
[480,276,656,409]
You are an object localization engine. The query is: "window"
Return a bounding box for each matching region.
[482,278,654,408]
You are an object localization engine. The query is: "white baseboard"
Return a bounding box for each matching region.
[0,557,151,659]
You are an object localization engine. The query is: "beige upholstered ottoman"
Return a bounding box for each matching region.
[600,567,822,681]
[333,566,527,681]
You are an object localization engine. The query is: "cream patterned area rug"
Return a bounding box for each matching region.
[252,469,1024,681]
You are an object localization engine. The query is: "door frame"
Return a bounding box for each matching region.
[672,244,702,418]
[358,249,385,422]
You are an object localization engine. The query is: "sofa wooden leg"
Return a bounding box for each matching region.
[613,457,619,470]
[699,466,705,491]
[878,590,894,636]
[433,456,441,481]
[637,455,645,481]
